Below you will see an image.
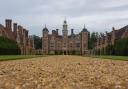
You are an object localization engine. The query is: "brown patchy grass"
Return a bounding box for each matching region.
[0,55,128,89]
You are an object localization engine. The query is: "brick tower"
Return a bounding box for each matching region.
[81,25,89,55]
[13,23,18,40]
[42,26,49,55]
[62,20,68,55]
[13,23,17,33]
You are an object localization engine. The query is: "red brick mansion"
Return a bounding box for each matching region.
[42,20,89,55]
[0,19,35,55]
[1,19,128,55]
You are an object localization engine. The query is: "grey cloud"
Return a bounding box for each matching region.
[105,4,128,12]
[0,0,128,36]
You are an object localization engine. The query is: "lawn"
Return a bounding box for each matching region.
[91,55,128,61]
[0,55,44,61]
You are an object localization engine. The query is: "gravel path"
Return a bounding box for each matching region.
[0,56,128,89]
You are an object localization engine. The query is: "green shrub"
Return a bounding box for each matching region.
[114,38,128,56]
[0,36,21,55]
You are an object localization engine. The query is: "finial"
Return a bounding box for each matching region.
[84,24,85,28]
[45,24,46,28]
[64,17,67,24]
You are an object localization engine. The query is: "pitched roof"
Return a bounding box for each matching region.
[43,27,49,32]
[115,25,128,39]
[81,25,88,32]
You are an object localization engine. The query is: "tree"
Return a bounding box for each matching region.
[0,36,21,55]
[33,35,42,49]
[105,44,114,55]
[114,38,128,56]
[88,32,97,49]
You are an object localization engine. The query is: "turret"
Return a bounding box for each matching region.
[81,25,88,32]
[42,25,49,55]
[43,26,49,38]
[81,25,89,55]
[62,19,68,55]
[62,20,68,36]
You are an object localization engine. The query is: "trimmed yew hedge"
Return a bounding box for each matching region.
[0,36,21,55]
[114,38,128,56]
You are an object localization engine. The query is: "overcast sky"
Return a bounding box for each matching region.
[0,0,128,36]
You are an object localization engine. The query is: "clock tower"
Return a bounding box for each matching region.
[62,20,68,55]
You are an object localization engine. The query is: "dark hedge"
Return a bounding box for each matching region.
[0,36,21,55]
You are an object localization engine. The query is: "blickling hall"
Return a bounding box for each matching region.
[42,20,89,55]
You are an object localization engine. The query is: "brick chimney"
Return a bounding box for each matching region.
[13,23,17,33]
[56,29,59,35]
[18,25,23,35]
[111,27,116,45]
[5,19,12,31]
[71,29,74,35]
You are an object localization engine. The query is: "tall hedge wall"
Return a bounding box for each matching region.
[95,38,128,56]
[114,38,128,56]
[0,36,21,55]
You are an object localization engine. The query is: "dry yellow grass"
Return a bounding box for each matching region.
[0,55,128,89]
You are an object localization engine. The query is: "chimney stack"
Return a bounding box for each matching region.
[71,29,74,35]
[5,19,12,31]
[112,27,115,31]
[13,23,17,33]
[56,29,59,35]
[18,25,23,35]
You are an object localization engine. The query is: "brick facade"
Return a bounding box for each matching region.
[42,20,89,55]
[0,19,35,55]
[94,25,128,54]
